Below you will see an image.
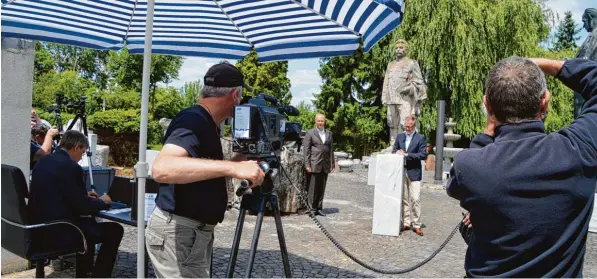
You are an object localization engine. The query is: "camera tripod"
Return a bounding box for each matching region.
[52,94,96,192]
[226,176,292,278]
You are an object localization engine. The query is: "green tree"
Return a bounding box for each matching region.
[33,71,101,114]
[181,80,202,107]
[315,0,552,157]
[552,11,581,51]
[34,42,55,80]
[288,101,317,132]
[106,48,184,116]
[397,0,550,138]
[152,87,185,120]
[43,43,110,89]
[235,49,292,105]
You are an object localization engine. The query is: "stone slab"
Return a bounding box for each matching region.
[372,154,404,237]
[367,157,376,186]
[146,150,160,176]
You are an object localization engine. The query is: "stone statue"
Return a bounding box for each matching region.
[382,39,427,146]
[574,8,597,118]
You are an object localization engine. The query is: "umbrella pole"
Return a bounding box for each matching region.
[135,0,155,277]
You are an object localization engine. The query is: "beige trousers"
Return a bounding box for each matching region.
[146,207,215,278]
[402,173,422,228]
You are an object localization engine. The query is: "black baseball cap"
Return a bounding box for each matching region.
[204,62,252,91]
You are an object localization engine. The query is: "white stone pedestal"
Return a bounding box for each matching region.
[367,156,377,186]
[372,154,404,237]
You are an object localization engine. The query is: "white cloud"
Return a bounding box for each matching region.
[290,87,319,107]
[165,57,237,89]
[288,69,322,86]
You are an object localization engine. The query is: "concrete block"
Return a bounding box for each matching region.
[372,154,404,237]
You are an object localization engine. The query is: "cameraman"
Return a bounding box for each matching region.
[146,62,265,278]
[447,57,597,277]
[30,123,58,170]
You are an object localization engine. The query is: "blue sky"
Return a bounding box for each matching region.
[167,0,595,106]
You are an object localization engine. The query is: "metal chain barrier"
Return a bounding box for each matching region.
[278,164,462,274]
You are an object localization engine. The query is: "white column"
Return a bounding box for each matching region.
[1,38,36,181]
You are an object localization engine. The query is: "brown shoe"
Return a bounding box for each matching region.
[415,228,424,236]
[401,225,411,232]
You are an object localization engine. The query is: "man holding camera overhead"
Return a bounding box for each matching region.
[447,57,597,277]
[147,62,265,278]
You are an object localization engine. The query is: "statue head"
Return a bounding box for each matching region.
[395,39,408,59]
[582,8,597,32]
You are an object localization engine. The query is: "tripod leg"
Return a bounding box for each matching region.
[271,195,292,278]
[227,206,247,278]
[245,197,266,278]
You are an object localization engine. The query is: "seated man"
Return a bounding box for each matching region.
[30,124,58,170]
[28,130,124,278]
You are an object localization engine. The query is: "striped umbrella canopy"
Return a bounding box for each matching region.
[2,0,404,62]
[1,1,404,277]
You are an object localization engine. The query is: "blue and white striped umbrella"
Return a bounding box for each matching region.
[2,1,404,277]
[2,0,404,62]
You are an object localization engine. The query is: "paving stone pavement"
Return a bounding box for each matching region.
[5,171,597,278]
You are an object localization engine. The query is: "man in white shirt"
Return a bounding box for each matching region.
[303,114,334,216]
[392,115,428,236]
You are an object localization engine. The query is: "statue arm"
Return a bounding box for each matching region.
[382,64,391,104]
[411,61,428,102]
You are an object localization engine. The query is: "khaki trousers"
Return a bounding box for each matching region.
[146,207,216,278]
[402,173,422,228]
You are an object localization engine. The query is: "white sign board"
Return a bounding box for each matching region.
[372,154,404,237]
[590,193,597,234]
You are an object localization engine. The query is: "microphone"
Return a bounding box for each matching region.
[236,161,273,197]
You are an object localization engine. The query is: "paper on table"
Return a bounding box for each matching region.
[102,208,131,214]
[145,193,157,221]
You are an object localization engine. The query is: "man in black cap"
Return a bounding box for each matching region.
[146,61,265,278]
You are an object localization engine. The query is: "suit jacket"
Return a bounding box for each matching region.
[303,128,334,173]
[392,131,427,181]
[27,149,109,249]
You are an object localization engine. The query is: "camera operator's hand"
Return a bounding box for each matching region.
[234,161,265,186]
[99,194,112,205]
[46,128,59,139]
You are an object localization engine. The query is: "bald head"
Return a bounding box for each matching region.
[315,113,326,130]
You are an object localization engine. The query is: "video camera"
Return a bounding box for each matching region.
[48,93,87,115]
[232,93,302,157]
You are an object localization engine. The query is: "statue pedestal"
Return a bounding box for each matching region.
[372,154,404,237]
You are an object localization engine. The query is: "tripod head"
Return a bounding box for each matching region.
[235,156,280,197]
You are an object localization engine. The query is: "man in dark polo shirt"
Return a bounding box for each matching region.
[146,62,265,278]
[447,57,597,277]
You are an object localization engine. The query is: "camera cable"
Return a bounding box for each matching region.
[278,164,461,274]
[237,105,463,274]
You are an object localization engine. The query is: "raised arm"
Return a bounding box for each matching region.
[406,135,427,160]
[533,58,597,165]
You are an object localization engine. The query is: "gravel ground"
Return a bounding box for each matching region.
[5,171,597,278]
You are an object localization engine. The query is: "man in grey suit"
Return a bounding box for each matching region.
[303,113,334,216]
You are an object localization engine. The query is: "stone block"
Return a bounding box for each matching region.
[372,154,404,237]
[367,156,376,186]
[94,145,110,167]
[146,150,160,176]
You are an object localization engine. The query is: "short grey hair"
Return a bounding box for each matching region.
[485,56,547,123]
[200,85,242,98]
[59,130,88,150]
